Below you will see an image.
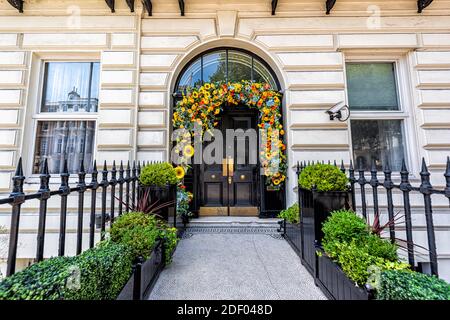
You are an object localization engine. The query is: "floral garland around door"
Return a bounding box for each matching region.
[172,81,287,188]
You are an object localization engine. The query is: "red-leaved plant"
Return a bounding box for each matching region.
[367,211,433,261]
[115,188,175,220]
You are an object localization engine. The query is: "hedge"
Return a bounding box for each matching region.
[377,270,450,300]
[0,241,133,300]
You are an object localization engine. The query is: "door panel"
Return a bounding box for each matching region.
[200,107,258,215]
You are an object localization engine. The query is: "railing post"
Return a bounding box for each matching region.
[445,157,450,208]
[118,161,124,216]
[349,160,356,211]
[125,161,131,213]
[132,161,137,207]
[383,161,396,243]
[89,161,98,248]
[76,160,86,255]
[370,160,379,221]
[358,167,367,219]
[137,161,141,202]
[36,159,50,262]
[110,161,117,223]
[419,158,438,276]
[133,256,144,300]
[6,158,25,276]
[58,160,70,257]
[399,159,414,267]
[100,161,109,240]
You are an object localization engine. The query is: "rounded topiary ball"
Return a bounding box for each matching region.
[139,162,178,187]
[298,163,348,192]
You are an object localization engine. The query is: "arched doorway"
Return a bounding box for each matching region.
[172,48,285,217]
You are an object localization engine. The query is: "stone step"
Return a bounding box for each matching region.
[187,217,281,229]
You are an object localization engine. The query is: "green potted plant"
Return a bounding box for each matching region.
[297,163,351,272]
[277,203,301,254]
[139,162,180,221]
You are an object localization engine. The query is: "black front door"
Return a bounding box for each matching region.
[200,107,259,215]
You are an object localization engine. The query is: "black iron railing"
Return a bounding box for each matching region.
[296,157,450,278]
[0,158,161,277]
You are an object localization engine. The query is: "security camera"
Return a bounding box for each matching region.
[326,101,350,122]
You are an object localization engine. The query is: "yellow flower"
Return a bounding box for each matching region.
[214,109,220,115]
[192,92,199,98]
[204,83,211,90]
[273,179,281,186]
[184,145,195,158]
[175,166,185,179]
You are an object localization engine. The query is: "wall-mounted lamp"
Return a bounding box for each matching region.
[326,101,350,122]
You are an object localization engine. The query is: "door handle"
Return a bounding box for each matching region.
[223,157,234,177]
[227,157,234,177]
[222,158,228,177]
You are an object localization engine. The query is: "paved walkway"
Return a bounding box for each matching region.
[149,229,326,300]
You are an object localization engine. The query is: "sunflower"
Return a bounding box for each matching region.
[204,83,211,90]
[273,179,281,186]
[175,166,185,179]
[183,145,195,158]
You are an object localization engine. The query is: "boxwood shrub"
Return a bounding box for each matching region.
[322,210,369,258]
[321,209,405,286]
[377,270,450,300]
[0,241,133,300]
[139,162,178,187]
[277,203,300,224]
[110,211,178,264]
[299,163,348,192]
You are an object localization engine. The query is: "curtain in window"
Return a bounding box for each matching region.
[41,62,100,113]
[33,121,95,174]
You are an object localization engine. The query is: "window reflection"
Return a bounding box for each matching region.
[177,57,202,92]
[347,63,399,111]
[176,49,278,91]
[228,51,252,83]
[41,62,99,113]
[203,50,227,84]
[351,120,405,171]
[33,121,96,174]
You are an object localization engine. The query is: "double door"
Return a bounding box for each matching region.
[199,108,259,216]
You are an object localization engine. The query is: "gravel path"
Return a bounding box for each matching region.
[149,232,326,300]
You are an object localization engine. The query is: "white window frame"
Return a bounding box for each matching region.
[344,54,419,176]
[23,53,100,182]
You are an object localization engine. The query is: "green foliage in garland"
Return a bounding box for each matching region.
[299,164,348,192]
[139,162,178,187]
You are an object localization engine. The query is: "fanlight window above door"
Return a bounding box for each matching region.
[176,49,279,93]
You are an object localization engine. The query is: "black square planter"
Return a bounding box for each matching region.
[298,187,352,274]
[315,248,374,300]
[117,240,165,300]
[284,221,302,256]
